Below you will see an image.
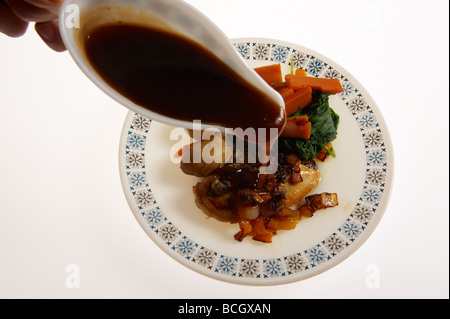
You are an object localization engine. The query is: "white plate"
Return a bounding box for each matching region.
[119,38,394,286]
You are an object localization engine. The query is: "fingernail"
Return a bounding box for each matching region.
[35,21,66,52]
[35,22,55,42]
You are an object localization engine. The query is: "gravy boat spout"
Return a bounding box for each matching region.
[58,0,285,133]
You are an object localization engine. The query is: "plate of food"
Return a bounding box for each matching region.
[119,38,394,286]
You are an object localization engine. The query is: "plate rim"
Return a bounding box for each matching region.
[118,37,395,286]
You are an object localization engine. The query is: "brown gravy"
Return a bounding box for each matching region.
[83,23,286,139]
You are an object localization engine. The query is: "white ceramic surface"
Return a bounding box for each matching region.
[119,38,394,286]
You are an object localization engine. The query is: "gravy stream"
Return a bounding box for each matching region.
[83,23,286,141]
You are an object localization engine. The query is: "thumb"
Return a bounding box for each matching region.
[24,0,63,10]
[0,1,29,37]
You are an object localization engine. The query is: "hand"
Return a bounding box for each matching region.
[0,0,65,52]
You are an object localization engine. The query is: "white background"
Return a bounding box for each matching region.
[0,0,448,299]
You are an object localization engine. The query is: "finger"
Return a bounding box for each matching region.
[0,1,29,37]
[23,0,62,9]
[35,20,66,52]
[5,0,57,22]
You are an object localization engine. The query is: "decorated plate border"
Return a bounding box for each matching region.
[119,38,394,285]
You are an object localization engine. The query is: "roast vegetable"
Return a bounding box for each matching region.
[298,193,339,218]
[254,64,341,161]
[280,116,312,139]
[286,75,344,94]
[316,142,335,162]
[277,87,294,99]
[253,64,283,85]
[295,69,307,76]
[284,85,313,116]
[180,63,342,244]
[279,90,340,161]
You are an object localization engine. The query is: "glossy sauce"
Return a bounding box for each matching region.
[83,23,286,140]
[214,164,261,192]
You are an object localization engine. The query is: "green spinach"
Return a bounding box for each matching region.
[279,90,340,161]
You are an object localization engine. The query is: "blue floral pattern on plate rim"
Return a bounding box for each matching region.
[119,38,394,286]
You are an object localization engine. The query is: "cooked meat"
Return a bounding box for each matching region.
[193,175,237,223]
[183,146,337,243]
[192,154,320,224]
[283,164,320,207]
[180,136,232,177]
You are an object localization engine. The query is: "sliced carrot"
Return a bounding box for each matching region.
[295,69,308,76]
[284,86,313,116]
[281,115,311,139]
[273,83,288,91]
[297,121,311,139]
[286,75,344,94]
[277,87,294,99]
[254,64,283,85]
[285,74,295,82]
[287,115,309,124]
[281,121,311,139]
[285,70,306,80]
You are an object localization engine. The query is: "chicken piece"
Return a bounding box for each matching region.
[283,164,321,207]
[192,162,320,224]
[193,175,238,223]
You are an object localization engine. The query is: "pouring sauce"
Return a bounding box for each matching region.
[83,23,286,140]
